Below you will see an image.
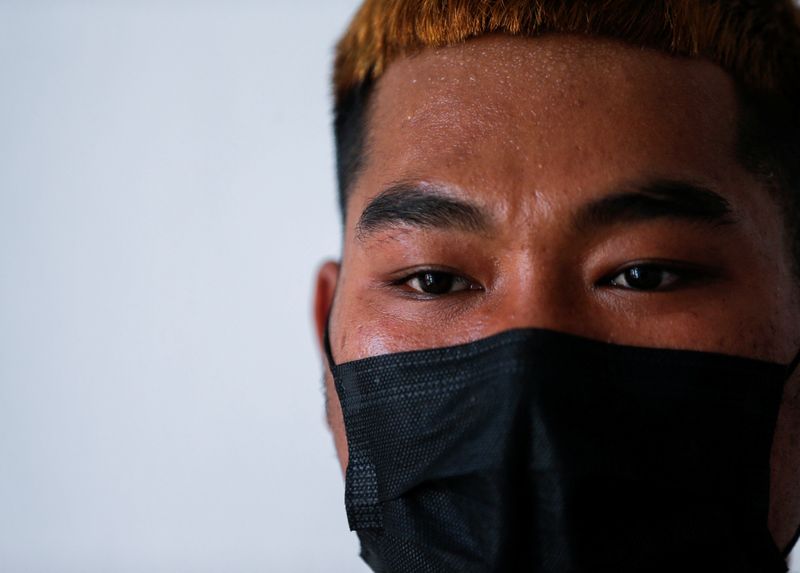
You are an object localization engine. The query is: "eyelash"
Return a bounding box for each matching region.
[388,268,482,298]
[390,262,708,297]
[597,262,705,291]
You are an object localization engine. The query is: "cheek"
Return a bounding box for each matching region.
[730,263,800,362]
[332,267,492,360]
[333,304,401,361]
[610,292,794,362]
[335,299,502,360]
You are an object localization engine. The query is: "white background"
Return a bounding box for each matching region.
[0,1,797,572]
[0,1,366,571]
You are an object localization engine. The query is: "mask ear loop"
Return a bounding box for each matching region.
[786,347,800,382]
[785,527,800,560]
[321,308,383,531]
[780,346,800,558]
[322,311,337,369]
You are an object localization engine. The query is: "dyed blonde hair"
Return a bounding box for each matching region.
[334,0,800,106]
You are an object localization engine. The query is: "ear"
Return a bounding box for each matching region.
[313,260,340,366]
[313,260,350,475]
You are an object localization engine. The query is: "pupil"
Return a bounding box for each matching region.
[421,272,454,294]
[625,266,662,290]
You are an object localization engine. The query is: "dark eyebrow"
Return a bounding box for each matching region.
[573,179,738,232]
[356,182,492,240]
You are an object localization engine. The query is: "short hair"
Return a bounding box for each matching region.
[331,0,800,273]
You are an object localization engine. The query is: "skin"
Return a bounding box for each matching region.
[312,34,800,549]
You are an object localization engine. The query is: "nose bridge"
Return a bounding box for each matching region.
[476,181,598,339]
[486,244,589,337]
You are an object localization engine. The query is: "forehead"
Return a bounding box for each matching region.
[346,33,745,233]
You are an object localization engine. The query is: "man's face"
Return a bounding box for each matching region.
[314,34,800,546]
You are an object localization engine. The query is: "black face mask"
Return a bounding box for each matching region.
[324,326,800,572]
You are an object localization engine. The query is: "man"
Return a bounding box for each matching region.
[313,1,800,570]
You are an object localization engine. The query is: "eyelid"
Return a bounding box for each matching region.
[388,264,478,283]
[597,260,716,291]
[386,266,484,296]
[610,267,679,290]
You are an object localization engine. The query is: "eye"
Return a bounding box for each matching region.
[605,264,683,291]
[402,270,477,295]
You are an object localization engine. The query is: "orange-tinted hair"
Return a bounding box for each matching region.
[333,0,800,108]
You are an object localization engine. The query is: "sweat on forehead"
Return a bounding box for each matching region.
[344,35,741,230]
[366,34,736,145]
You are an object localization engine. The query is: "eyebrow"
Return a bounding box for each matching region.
[356,182,492,240]
[355,177,738,242]
[573,179,737,232]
